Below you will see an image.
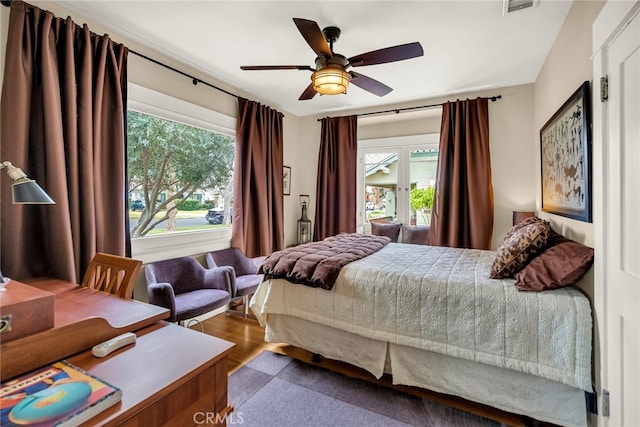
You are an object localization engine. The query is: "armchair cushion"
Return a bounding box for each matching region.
[206,248,265,298]
[174,289,232,320]
[145,256,232,323]
[207,248,263,275]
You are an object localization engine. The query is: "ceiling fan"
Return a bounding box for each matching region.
[240,18,424,100]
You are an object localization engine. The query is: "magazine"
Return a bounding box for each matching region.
[0,360,121,426]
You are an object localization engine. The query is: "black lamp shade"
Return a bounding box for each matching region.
[12,180,55,204]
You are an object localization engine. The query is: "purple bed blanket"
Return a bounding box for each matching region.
[259,233,390,290]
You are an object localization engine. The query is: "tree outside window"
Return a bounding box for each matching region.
[409,186,435,225]
[127,110,234,237]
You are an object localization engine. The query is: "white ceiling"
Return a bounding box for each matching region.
[54,0,573,117]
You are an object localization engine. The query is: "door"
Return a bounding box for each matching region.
[357,134,440,232]
[598,4,640,425]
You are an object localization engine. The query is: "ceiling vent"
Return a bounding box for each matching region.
[503,0,536,15]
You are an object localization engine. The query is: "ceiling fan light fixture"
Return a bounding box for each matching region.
[312,66,351,95]
[242,18,423,100]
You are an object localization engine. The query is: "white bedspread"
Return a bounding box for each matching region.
[251,243,593,391]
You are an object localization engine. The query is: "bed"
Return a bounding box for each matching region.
[250,234,593,427]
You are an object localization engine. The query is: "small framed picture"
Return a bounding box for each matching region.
[283,166,291,196]
[540,81,592,222]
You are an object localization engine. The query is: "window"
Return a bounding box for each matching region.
[127,84,236,260]
[358,134,439,231]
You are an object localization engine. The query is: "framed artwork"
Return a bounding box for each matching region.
[540,81,592,222]
[283,166,291,196]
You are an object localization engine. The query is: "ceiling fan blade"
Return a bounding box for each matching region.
[348,42,424,67]
[298,82,317,100]
[349,71,393,97]
[241,65,314,71]
[293,18,332,58]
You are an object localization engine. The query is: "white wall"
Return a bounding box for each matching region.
[283,116,321,246]
[534,0,605,251]
[533,0,605,310]
[532,0,606,415]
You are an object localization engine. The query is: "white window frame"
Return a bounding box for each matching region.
[357,134,439,233]
[127,84,236,263]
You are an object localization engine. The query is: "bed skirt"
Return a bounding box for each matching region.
[264,314,588,427]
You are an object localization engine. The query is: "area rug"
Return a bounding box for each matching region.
[228,351,505,427]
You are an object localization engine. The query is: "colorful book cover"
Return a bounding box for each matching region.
[0,360,121,426]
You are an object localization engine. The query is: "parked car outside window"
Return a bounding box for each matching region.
[131,200,145,211]
[205,209,224,224]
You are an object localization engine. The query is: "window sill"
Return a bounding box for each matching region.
[131,228,232,263]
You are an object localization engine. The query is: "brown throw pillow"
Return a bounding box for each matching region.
[401,225,429,245]
[371,222,401,243]
[514,240,594,291]
[490,218,551,278]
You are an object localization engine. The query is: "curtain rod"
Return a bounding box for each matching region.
[0,0,238,99]
[129,49,238,99]
[317,94,502,122]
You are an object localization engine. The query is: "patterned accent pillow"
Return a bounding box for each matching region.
[498,216,540,245]
[490,217,551,278]
[371,222,401,243]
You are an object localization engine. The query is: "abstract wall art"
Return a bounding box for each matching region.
[540,81,592,222]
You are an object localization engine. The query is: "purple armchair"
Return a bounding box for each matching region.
[145,256,233,324]
[206,248,266,317]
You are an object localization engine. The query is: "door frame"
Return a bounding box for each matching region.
[592,1,640,424]
[357,134,439,233]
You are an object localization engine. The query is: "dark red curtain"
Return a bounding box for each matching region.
[313,115,358,241]
[1,1,129,282]
[231,98,284,257]
[428,98,494,249]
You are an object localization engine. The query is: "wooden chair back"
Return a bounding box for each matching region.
[82,252,142,299]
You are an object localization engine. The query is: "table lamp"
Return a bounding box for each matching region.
[512,210,535,226]
[0,161,55,290]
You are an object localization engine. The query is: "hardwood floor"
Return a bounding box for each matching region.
[196,313,535,427]
[196,312,284,374]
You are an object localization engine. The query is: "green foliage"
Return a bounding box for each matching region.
[175,199,201,211]
[410,186,435,225]
[410,186,435,212]
[127,110,235,236]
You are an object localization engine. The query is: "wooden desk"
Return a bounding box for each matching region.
[1,278,236,426]
[1,278,169,380]
[22,277,168,330]
[69,321,234,426]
